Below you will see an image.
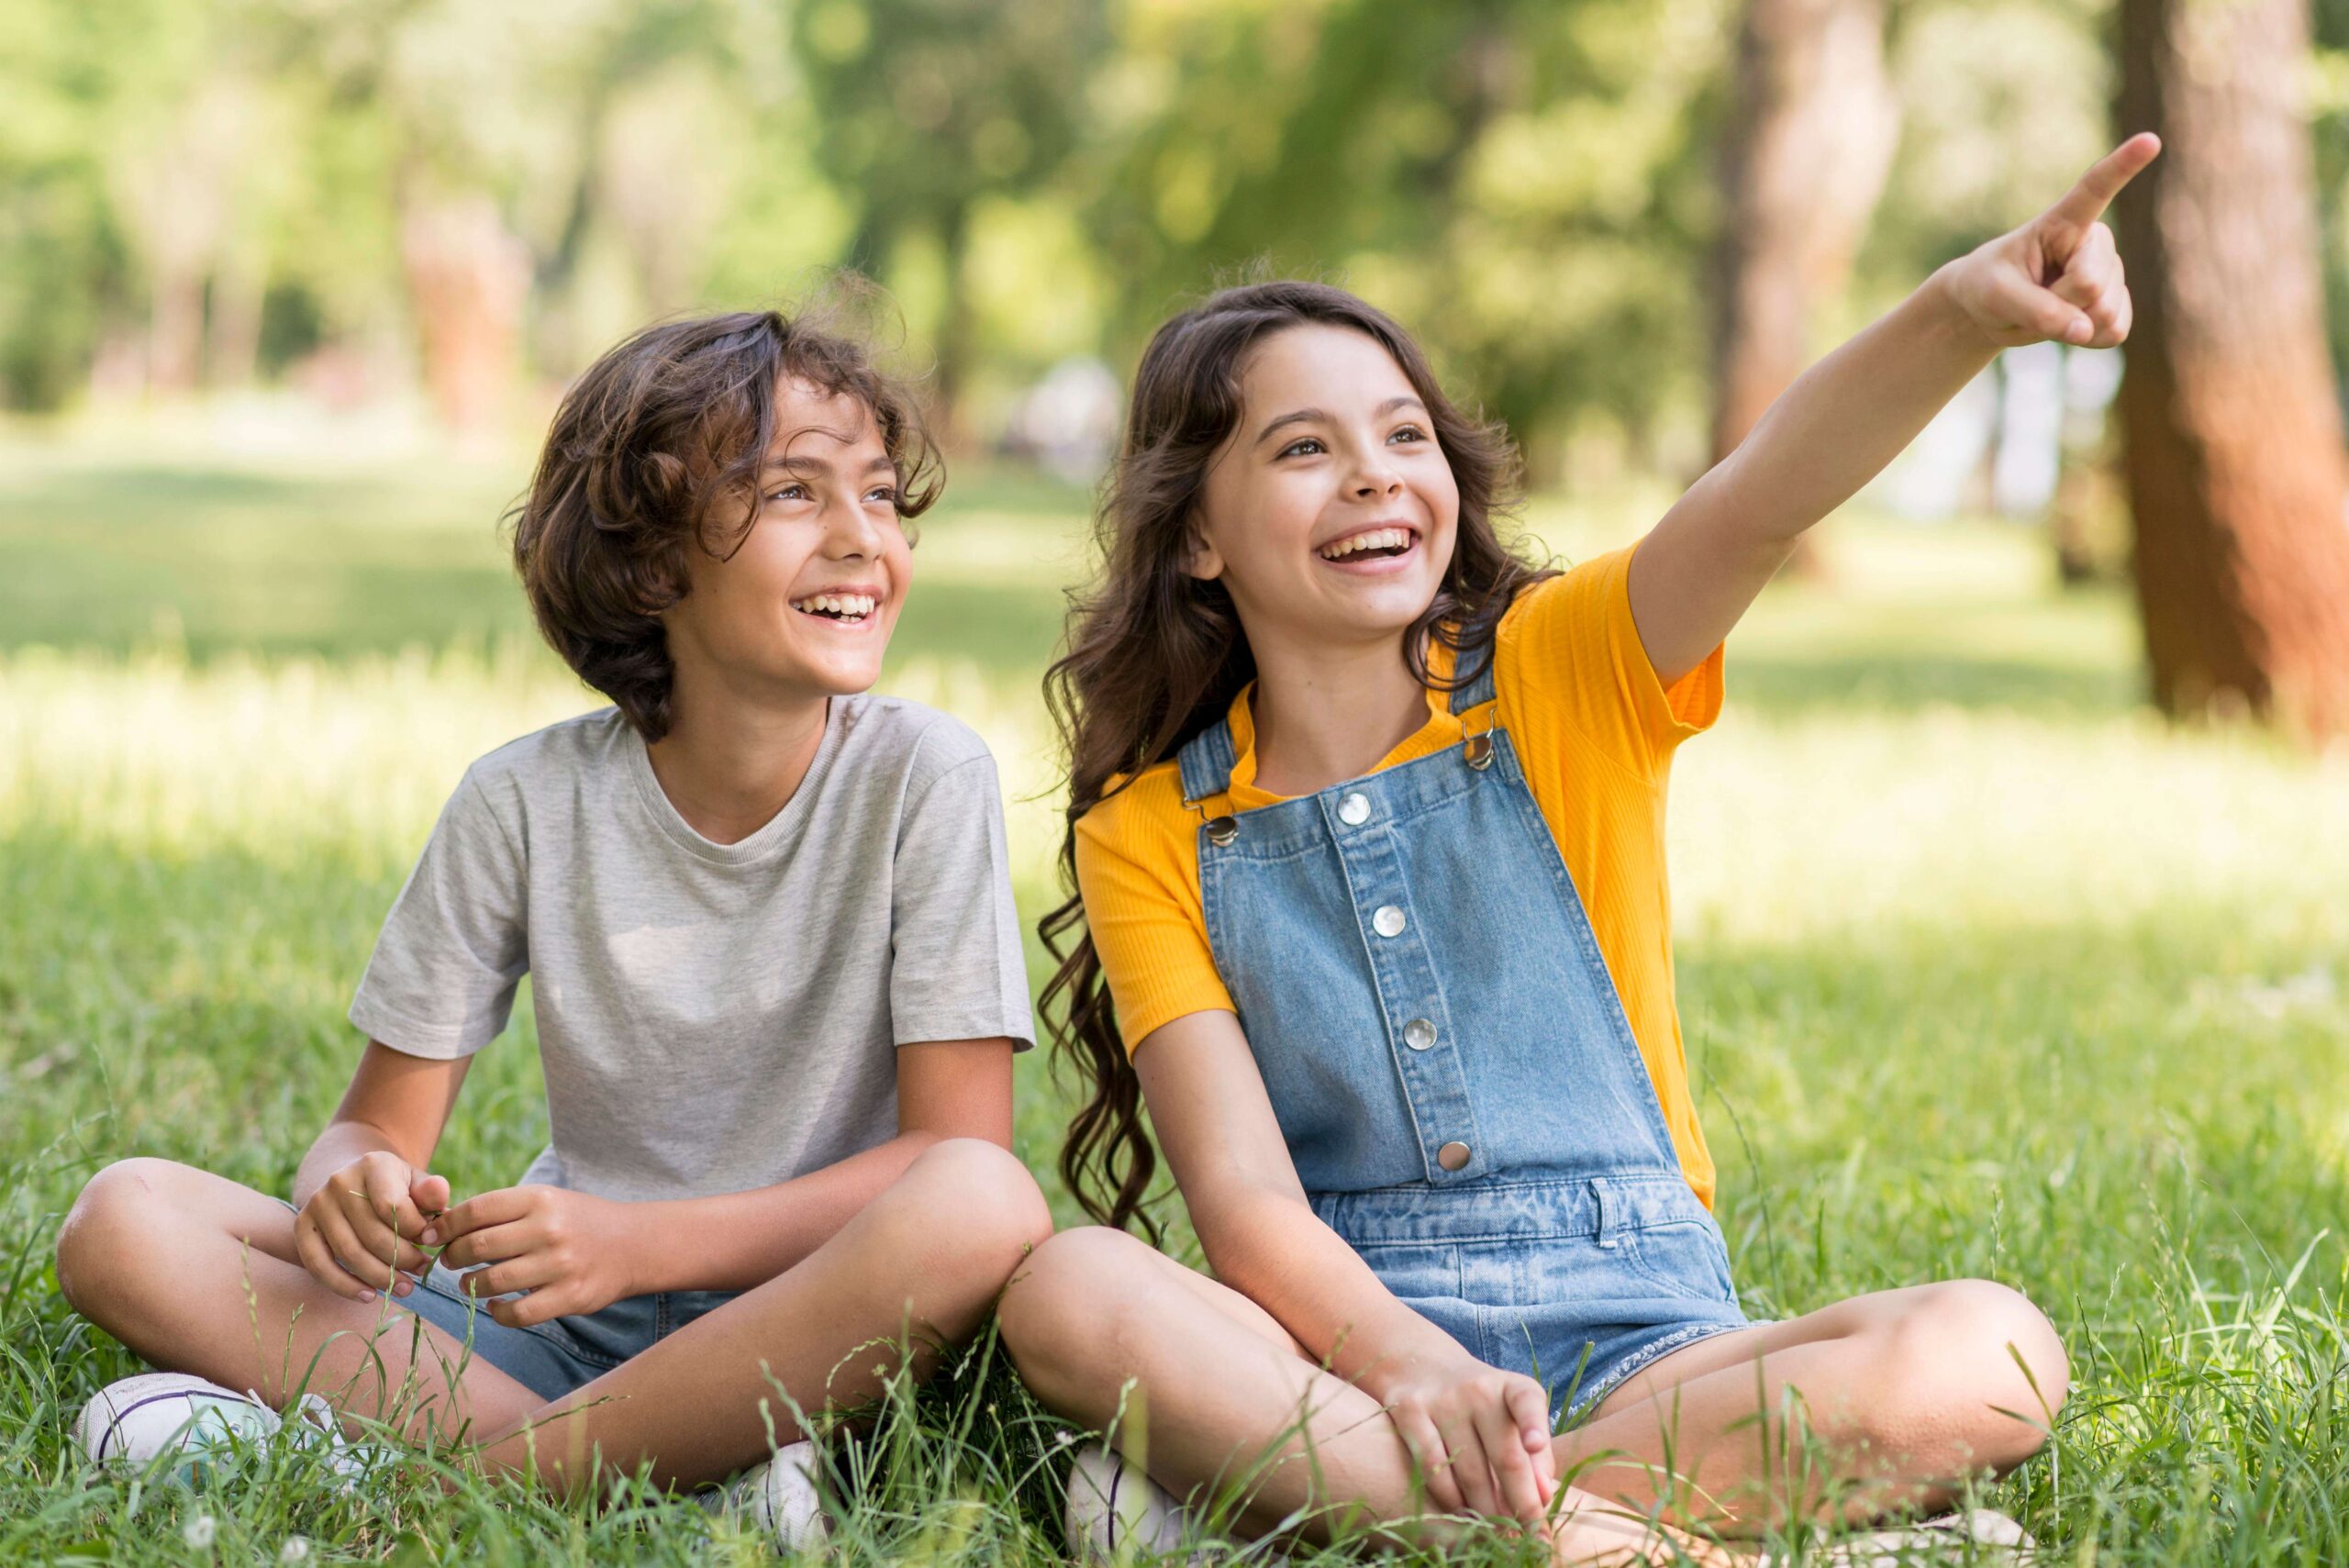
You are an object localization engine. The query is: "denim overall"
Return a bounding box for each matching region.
[1176,661,1746,1421]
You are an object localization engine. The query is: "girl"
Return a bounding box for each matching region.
[55,308,1049,1538]
[1003,136,2157,1563]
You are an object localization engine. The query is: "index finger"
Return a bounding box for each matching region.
[362,1160,429,1240]
[2048,132,2161,228]
[436,1186,532,1241]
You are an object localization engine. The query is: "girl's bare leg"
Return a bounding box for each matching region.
[1556,1282,2070,1533]
[57,1156,543,1441]
[58,1140,1054,1495]
[998,1228,1739,1566]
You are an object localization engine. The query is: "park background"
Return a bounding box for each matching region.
[5,0,2349,1562]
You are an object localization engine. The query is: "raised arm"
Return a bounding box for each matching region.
[1136,1008,1558,1522]
[1629,132,2160,683]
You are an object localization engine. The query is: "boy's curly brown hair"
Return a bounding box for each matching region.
[509,306,941,740]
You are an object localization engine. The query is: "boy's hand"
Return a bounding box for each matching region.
[1378,1346,1559,1525]
[295,1152,448,1302]
[1938,132,2160,351]
[434,1184,642,1329]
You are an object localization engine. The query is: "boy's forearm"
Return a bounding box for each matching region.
[618,1129,948,1295]
[1704,268,2000,547]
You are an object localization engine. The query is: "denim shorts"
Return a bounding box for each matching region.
[277,1199,737,1403]
[1312,1174,1752,1425]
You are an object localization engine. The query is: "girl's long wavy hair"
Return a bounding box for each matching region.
[1041,279,1554,1236]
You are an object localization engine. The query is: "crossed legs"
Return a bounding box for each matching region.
[997,1228,2068,1562]
[54,1139,1052,1496]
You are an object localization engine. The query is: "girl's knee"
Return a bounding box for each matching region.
[55,1158,194,1313]
[1874,1279,2067,1469]
[996,1226,1155,1373]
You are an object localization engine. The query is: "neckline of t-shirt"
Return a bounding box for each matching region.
[621,697,852,867]
[1223,678,1464,810]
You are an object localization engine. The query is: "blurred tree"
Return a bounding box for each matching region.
[2116,0,2349,740]
[1708,0,1898,480]
[793,0,1109,439]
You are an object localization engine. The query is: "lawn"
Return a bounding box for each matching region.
[2,437,2345,1563]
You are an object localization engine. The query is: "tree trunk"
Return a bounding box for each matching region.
[399,195,531,436]
[1709,0,1899,466]
[1710,0,1900,576]
[2115,0,2349,741]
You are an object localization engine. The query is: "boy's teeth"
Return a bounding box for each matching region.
[794,593,878,617]
[1319,528,1410,561]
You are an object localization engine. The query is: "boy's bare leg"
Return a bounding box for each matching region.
[1556,1282,2070,1533]
[464,1139,1052,1493]
[58,1139,1053,1494]
[56,1156,542,1441]
[998,1228,1739,1567]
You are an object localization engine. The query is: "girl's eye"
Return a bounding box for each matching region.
[1277,437,1326,459]
[1389,425,1428,444]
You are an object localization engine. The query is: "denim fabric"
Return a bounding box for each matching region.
[1176,664,1746,1420]
[392,1267,739,1403]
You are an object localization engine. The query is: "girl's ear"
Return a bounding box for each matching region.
[1182,520,1225,582]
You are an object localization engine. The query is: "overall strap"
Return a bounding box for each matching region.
[1449,651,1499,715]
[1175,719,1240,806]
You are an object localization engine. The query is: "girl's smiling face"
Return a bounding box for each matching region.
[664,379,912,704]
[1189,323,1459,649]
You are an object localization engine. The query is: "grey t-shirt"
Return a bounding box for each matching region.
[349,698,1033,1204]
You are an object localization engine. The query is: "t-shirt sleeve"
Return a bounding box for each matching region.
[1074,795,1233,1051]
[1504,542,1724,780]
[889,751,1036,1051]
[349,768,529,1060]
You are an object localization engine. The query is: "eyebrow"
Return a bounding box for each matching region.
[1252,395,1427,448]
[764,451,899,478]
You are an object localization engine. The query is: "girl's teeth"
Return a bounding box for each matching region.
[1319,528,1410,561]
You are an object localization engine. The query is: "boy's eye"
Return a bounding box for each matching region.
[766,483,808,504]
[864,484,899,506]
[1277,437,1326,459]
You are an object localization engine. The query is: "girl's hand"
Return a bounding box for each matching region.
[295,1152,450,1302]
[434,1184,641,1329]
[1937,132,2160,351]
[1381,1347,1560,1524]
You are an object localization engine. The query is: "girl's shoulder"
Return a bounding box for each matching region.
[1074,758,1194,860]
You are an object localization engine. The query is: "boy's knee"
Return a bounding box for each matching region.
[56,1158,188,1312]
[886,1138,1054,1262]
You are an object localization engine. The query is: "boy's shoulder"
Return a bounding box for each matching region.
[830,694,996,795]
[461,706,636,796]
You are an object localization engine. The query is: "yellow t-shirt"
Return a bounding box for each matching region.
[1072,544,1725,1207]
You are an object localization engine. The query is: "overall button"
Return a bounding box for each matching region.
[1204,816,1240,846]
[1373,905,1407,938]
[1336,791,1372,826]
[1402,1018,1437,1051]
[1436,1140,1473,1172]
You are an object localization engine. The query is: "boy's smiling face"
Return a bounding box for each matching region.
[1188,323,1459,651]
[664,378,911,704]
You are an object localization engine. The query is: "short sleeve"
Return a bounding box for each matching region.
[889,752,1036,1050]
[1074,789,1233,1051]
[1499,543,1724,779]
[349,769,529,1060]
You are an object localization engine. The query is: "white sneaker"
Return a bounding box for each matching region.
[74,1373,280,1479]
[1815,1508,2034,1565]
[1064,1441,1197,1561]
[704,1438,829,1551]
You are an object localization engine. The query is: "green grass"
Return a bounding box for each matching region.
[3,440,2347,1562]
